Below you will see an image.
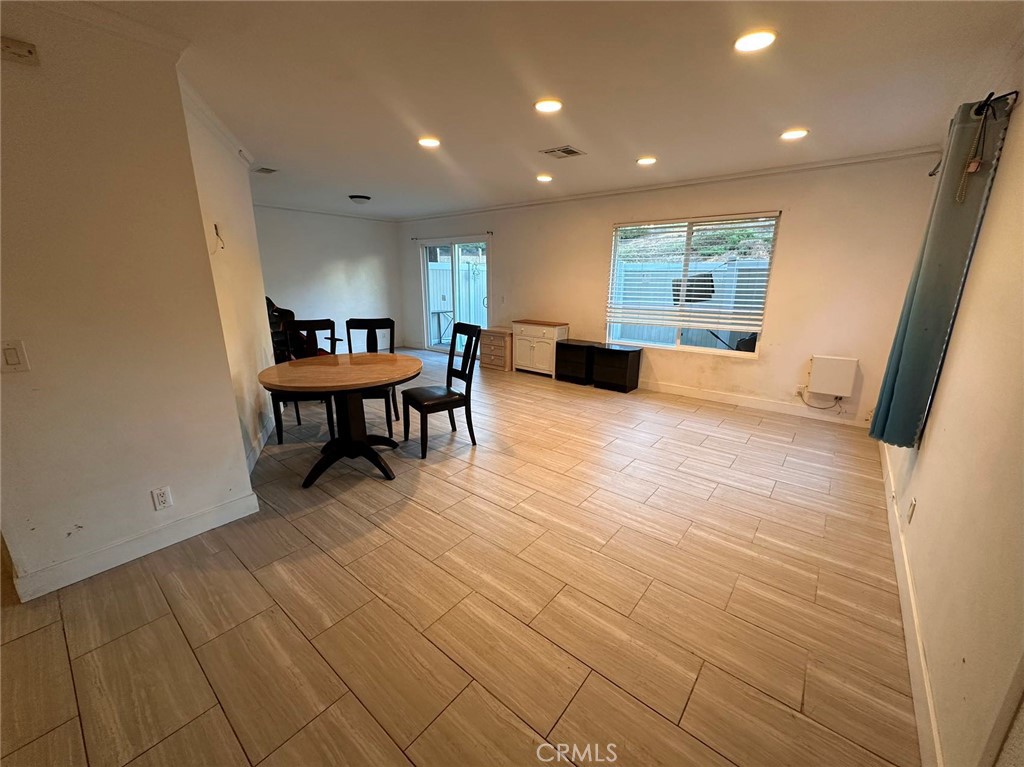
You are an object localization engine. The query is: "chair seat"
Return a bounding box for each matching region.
[403,385,466,409]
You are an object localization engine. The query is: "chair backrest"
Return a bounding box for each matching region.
[346,318,396,354]
[267,297,300,364]
[446,322,482,394]
[283,319,337,359]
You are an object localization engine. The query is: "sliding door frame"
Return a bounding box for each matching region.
[418,234,492,352]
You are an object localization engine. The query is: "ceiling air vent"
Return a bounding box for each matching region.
[539,145,587,159]
[251,167,278,175]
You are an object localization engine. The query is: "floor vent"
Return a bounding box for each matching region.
[539,145,587,159]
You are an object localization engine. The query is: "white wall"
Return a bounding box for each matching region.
[883,117,1023,767]
[254,206,401,353]
[0,4,257,598]
[182,83,275,469]
[399,154,936,423]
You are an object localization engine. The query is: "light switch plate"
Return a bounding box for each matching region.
[2,340,30,372]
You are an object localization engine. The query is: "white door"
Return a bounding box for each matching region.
[533,338,554,372]
[514,337,533,368]
[421,238,489,352]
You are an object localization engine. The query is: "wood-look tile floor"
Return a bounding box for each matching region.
[1,350,921,767]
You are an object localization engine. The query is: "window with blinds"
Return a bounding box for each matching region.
[606,213,780,353]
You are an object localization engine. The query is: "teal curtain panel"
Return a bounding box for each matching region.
[870,93,1016,447]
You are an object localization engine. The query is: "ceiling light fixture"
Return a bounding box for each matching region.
[536,174,553,183]
[534,99,563,114]
[349,194,372,204]
[780,128,809,141]
[637,156,657,166]
[418,136,441,148]
[734,30,776,52]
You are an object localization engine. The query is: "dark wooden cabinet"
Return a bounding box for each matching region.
[554,339,593,384]
[555,340,642,392]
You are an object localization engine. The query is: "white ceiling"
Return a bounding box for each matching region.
[104,1,1023,220]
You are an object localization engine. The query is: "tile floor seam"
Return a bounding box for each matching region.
[154,589,251,767]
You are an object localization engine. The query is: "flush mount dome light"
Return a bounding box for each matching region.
[418,136,441,148]
[536,174,553,183]
[637,156,657,166]
[780,128,809,141]
[349,194,372,204]
[734,30,776,52]
[534,99,563,113]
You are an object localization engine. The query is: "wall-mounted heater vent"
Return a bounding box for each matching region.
[539,145,587,159]
[808,355,858,397]
[251,167,278,175]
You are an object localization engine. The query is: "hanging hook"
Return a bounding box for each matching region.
[973,92,995,117]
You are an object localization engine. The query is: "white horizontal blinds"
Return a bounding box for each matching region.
[607,220,690,327]
[607,214,779,334]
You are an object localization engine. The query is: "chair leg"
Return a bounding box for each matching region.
[385,396,394,439]
[465,402,477,446]
[420,410,429,459]
[325,397,336,441]
[448,409,457,432]
[403,400,411,442]
[293,400,301,426]
[274,398,284,445]
[391,387,400,422]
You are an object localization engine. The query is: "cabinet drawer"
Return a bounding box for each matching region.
[513,323,549,338]
[481,353,506,368]
[481,340,506,355]
[480,332,508,346]
[593,350,636,369]
[557,361,587,377]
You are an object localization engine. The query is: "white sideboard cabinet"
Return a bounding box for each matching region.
[511,320,569,377]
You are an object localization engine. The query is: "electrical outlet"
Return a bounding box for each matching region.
[796,384,807,396]
[151,486,173,511]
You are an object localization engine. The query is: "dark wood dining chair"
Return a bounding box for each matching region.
[269,319,338,445]
[346,318,400,438]
[403,322,481,458]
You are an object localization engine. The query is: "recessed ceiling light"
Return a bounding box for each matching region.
[536,174,553,183]
[735,30,776,52]
[534,99,563,114]
[637,156,657,166]
[780,128,809,141]
[418,136,441,148]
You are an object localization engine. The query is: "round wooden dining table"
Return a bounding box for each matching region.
[258,353,423,486]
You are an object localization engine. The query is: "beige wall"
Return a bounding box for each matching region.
[399,154,936,423]
[884,117,1023,767]
[0,5,256,598]
[254,206,402,352]
[182,83,275,468]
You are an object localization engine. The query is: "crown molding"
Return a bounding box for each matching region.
[37,2,189,56]
[397,145,941,224]
[179,77,253,169]
[252,203,398,225]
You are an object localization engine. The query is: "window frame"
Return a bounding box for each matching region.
[605,211,781,357]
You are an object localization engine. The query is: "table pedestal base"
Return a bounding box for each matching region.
[302,391,398,487]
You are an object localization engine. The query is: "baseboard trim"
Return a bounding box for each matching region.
[881,444,944,767]
[638,377,865,426]
[246,415,276,472]
[13,493,260,600]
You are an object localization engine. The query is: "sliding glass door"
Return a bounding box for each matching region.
[422,238,488,352]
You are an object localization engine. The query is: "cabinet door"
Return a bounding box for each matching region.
[532,338,554,372]
[514,337,534,368]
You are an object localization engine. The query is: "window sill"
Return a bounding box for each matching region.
[607,339,760,360]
